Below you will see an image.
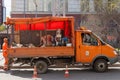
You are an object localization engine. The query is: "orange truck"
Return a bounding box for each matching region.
[5,16,118,73]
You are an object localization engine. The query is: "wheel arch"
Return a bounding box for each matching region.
[92,56,109,66]
[31,57,52,66]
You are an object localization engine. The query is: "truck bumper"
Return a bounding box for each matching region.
[109,56,118,64]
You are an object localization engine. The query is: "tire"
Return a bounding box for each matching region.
[36,60,48,74]
[93,59,108,72]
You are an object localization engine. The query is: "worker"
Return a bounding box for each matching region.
[40,35,53,47]
[81,33,91,45]
[2,38,9,70]
[55,29,62,46]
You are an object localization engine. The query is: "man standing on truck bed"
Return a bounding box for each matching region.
[2,38,8,70]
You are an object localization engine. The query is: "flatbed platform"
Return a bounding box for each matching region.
[8,47,74,58]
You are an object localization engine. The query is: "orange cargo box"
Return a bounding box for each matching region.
[7,47,74,58]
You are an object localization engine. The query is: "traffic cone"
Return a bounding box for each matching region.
[32,66,38,80]
[64,65,69,78]
[32,66,42,80]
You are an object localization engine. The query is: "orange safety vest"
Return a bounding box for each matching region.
[2,42,8,57]
[2,42,8,68]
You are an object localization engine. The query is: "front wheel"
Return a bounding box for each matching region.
[36,60,48,74]
[93,59,108,72]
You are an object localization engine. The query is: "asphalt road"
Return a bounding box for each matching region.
[1,50,120,80]
[1,68,120,80]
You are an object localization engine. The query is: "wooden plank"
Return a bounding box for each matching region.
[8,47,74,58]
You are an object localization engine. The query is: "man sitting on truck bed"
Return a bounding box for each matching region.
[40,34,53,47]
[40,29,70,47]
[55,29,62,46]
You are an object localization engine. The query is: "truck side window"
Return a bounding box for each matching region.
[81,33,98,46]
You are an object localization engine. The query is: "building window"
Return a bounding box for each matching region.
[15,0,24,11]
[12,0,51,12]
[28,0,51,12]
[81,0,89,12]
[68,0,81,12]
[28,0,43,11]
[43,0,51,11]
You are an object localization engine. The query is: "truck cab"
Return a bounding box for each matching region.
[75,27,118,72]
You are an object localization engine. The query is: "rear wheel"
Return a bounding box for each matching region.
[36,60,48,74]
[93,59,108,72]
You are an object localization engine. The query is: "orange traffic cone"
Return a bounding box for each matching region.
[32,66,38,80]
[64,65,69,78]
[32,66,42,80]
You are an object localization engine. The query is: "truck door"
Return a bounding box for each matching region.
[76,32,101,63]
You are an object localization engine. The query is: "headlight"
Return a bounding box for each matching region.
[113,50,118,55]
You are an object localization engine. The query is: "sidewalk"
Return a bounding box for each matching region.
[0,50,4,65]
[0,49,2,53]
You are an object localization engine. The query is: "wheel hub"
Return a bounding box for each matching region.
[98,63,105,69]
[38,64,43,70]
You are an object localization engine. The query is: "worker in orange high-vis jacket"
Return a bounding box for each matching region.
[2,38,9,70]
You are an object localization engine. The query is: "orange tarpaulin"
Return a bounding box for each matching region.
[14,21,70,37]
[5,16,74,37]
[31,23,45,30]
[14,21,68,30]
[30,21,66,30]
[15,24,30,30]
[14,21,68,31]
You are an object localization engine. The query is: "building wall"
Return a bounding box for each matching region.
[0,0,3,24]
[12,0,117,13]
[10,0,120,28]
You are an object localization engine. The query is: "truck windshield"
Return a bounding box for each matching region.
[92,33,106,45]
